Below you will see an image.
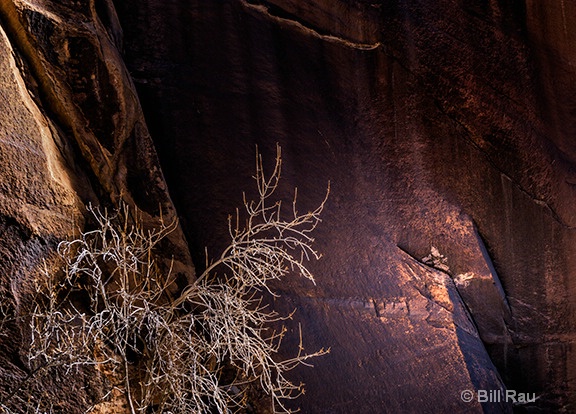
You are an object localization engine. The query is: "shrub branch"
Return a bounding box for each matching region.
[18,145,329,413]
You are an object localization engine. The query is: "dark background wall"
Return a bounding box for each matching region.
[110,1,576,412]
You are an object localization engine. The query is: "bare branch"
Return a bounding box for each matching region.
[12,145,328,414]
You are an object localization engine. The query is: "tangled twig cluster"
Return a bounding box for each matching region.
[21,145,329,413]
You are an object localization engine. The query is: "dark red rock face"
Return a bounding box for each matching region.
[0,0,573,411]
[113,0,576,412]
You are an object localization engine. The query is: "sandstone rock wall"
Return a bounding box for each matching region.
[114,0,576,412]
[0,0,194,410]
[1,0,575,412]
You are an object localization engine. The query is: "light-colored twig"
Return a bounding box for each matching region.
[17,145,328,413]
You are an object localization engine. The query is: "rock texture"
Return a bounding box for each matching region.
[0,0,193,411]
[1,0,575,412]
[113,0,576,412]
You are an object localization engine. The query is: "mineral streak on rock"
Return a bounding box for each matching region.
[113,0,576,411]
[1,0,575,412]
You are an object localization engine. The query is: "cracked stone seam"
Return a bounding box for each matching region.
[239,0,382,51]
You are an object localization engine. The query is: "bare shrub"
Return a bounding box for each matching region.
[24,145,329,413]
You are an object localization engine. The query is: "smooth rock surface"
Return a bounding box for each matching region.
[113,0,576,411]
[1,0,575,412]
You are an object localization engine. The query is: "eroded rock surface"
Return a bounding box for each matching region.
[0,0,194,410]
[1,0,575,412]
[113,0,576,412]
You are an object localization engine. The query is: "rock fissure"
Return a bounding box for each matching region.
[240,0,382,51]
[0,0,572,410]
[434,100,575,230]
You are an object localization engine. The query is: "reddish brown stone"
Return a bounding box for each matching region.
[114,0,576,411]
[1,0,575,412]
